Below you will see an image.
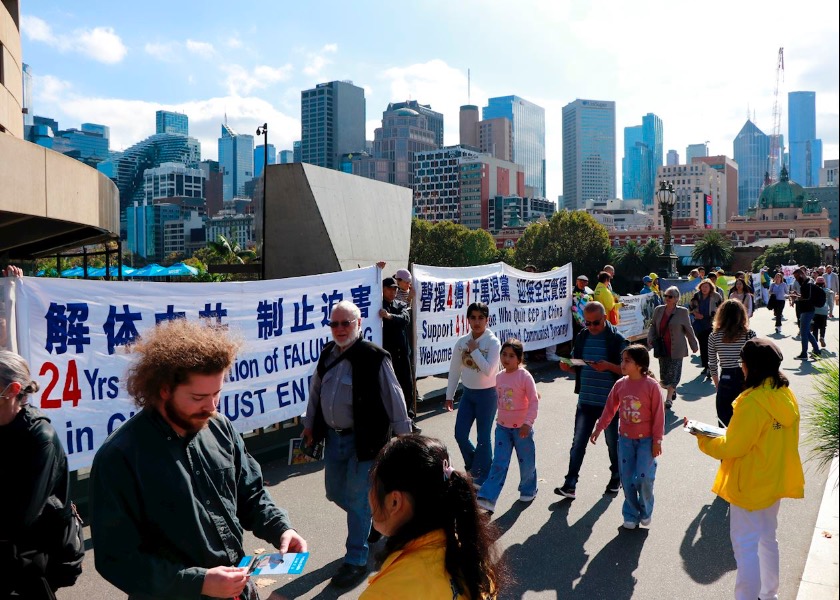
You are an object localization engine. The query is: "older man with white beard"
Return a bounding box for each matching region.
[302,300,411,589]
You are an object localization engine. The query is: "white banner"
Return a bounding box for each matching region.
[13,267,381,471]
[412,263,573,378]
[616,293,661,341]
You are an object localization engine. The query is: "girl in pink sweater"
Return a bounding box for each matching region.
[590,344,664,529]
[476,339,539,514]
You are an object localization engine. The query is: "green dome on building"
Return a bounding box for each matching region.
[757,165,822,214]
[393,108,420,117]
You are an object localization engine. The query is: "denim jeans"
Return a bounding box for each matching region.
[798,310,819,356]
[324,429,374,566]
[618,436,657,524]
[564,403,618,488]
[477,424,538,504]
[454,386,498,485]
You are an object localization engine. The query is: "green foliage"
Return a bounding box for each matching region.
[206,234,257,265]
[409,219,499,267]
[805,358,839,478]
[751,241,822,272]
[641,239,663,268]
[691,231,734,269]
[513,211,611,276]
[613,241,646,291]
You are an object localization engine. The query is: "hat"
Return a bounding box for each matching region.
[714,266,722,272]
[648,272,659,281]
[394,269,412,283]
[382,277,399,288]
[643,276,652,283]
[576,274,589,282]
[740,338,783,369]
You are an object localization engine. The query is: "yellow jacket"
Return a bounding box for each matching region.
[361,529,473,599]
[592,282,617,313]
[697,380,804,511]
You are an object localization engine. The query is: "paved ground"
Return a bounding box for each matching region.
[58,305,839,599]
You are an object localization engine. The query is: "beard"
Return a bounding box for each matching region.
[334,324,361,349]
[163,399,215,435]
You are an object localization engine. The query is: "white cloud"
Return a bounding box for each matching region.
[227,36,243,49]
[21,15,127,64]
[303,43,338,77]
[186,39,215,59]
[144,42,178,62]
[223,64,293,96]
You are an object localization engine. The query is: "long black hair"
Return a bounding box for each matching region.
[370,435,504,598]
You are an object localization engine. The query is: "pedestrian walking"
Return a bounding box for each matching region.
[362,435,504,599]
[689,279,724,378]
[476,339,539,514]
[768,273,788,334]
[708,300,756,427]
[590,344,664,529]
[555,301,627,499]
[90,319,307,600]
[811,276,834,348]
[647,286,698,409]
[687,338,804,600]
[445,302,502,487]
[789,268,823,360]
[729,278,754,318]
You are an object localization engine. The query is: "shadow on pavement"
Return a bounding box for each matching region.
[573,527,650,599]
[491,499,530,539]
[497,496,614,598]
[268,557,346,600]
[679,495,736,584]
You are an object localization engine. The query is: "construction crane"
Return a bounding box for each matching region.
[769,47,785,182]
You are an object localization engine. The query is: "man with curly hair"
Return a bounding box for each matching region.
[90,319,306,600]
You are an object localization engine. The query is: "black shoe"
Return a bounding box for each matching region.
[367,528,382,544]
[605,478,621,494]
[331,563,368,589]
[553,484,576,499]
[665,399,673,410]
[411,421,422,434]
[793,354,808,360]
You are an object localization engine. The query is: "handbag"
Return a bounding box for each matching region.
[653,311,675,358]
[767,295,778,311]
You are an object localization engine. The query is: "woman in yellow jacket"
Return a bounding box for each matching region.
[593,271,621,324]
[687,338,804,600]
[361,436,503,599]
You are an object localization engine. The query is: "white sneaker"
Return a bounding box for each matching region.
[622,521,638,529]
[640,517,652,527]
[544,353,561,361]
[476,497,495,513]
[775,327,781,334]
[518,493,537,502]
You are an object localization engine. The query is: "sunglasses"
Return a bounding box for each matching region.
[584,319,603,327]
[328,319,357,329]
[665,294,677,299]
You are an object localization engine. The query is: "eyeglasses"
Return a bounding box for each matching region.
[328,319,357,329]
[584,319,603,327]
[665,295,677,299]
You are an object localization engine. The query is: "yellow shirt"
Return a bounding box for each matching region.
[361,530,472,600]
[697,380,804,511]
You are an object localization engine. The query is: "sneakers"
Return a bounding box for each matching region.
[623,521,638,529]
[518,493,537,502]
[605,478,621,494]
[700,367,710,379]
[775,327,782,334]
[554,485,576,499]
[411,421,422,434]
[640,516,652,527]
[476,497,495,513]
[664,399,673,410]
[330,563,368,589]
[545,353,561,362]
[794,354,809,360]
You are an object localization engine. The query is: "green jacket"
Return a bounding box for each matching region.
[90,409,292,599]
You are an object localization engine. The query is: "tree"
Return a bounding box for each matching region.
[206,234,257,265]
[692,231,734,270]
[409,219,499,267]
[513,211,611,277]
[641,239,663,268]
[614,241,645,285]
[752,241,822,272]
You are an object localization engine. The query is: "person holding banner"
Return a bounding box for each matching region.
[444,302,502,489]
[90,319,307,600]
[648,287,698,410]
[380,276,419,433]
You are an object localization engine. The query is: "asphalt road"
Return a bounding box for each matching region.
[58,305,838,599]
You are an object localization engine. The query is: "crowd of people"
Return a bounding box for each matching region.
[1,259,835,599]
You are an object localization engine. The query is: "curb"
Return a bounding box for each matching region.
[797,456,839,599]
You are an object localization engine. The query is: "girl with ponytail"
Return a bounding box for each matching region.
[361,435,504,599]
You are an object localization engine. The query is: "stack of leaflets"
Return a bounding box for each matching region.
[238,552,309,575]
[558,357,587,367]
[684,420,727,438]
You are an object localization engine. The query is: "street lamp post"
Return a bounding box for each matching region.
[788,228,796,265]
[256,123,268,280]
[657,180,678,279]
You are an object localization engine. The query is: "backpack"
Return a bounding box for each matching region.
[811,284,826,308]
[32,496,85,589]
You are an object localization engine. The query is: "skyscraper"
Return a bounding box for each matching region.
[389,100,443,147]
[666,149,680,166]
[788,91,823,186]
[254,144,276,178]
[156,110,189,136]
[300,80,365,170]
[621,113,662,207]
[686,143,708,163]
[483,96,546,197]
[562,99,617,210]
[218,124,254,201]
[733,119,769,215]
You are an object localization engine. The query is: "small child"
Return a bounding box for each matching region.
[590,344,664,529]
[476,339,539,514]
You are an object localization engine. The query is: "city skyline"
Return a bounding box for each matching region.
[19,0,839,201]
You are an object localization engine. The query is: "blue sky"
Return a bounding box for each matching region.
[21,0,839,200]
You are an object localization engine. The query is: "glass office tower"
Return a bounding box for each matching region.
[219,124,254,201]
[484,96,545,198]
[733,119,769,215]
[156,110,189,136]
[788,91,822,187]
[562,99,616,210]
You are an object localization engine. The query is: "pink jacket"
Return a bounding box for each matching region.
[595,376,664,443]
[496,368,539,428]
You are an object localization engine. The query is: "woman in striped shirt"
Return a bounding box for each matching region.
[708,300,756,427]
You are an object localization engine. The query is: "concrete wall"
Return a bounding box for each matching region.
[1,0,23,138]
[261,163,411,279]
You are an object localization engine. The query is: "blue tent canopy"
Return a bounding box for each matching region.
[131,263,167,277]
[86,265,135,278]
[165,262,199,276]
[60,266,84,277]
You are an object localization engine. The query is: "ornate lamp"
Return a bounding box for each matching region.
[256,123,268,279]
[657,180,677,279]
